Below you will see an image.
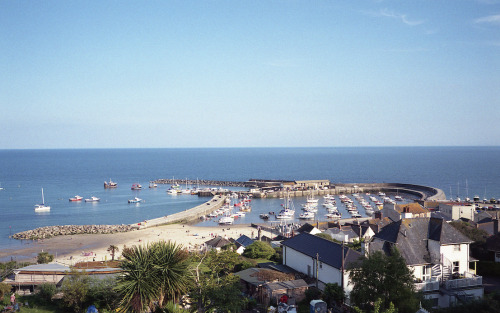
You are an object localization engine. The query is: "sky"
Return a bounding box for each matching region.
[1,0,499,149]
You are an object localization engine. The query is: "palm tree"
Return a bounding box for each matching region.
[107,244,119,261]
[150,241,191,307]
[116,241,192,313]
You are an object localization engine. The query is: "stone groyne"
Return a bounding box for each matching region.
[10,224,136,240]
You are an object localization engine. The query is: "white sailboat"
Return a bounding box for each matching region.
[34,188,50,212]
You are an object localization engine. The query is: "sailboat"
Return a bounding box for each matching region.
[34,188,50,212]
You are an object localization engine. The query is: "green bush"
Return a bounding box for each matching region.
[242,241,275,259]
[477,261,500,276]
[37,283,57,302]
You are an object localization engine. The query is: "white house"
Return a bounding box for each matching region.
[438,202,475,221]
[367,217,483,308]
[281,232,362,301]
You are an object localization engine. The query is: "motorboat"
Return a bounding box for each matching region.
[259,213,269,220]
[85,196,100,202]
[149,182,157,188]
[69,195,83,202]
[167,188,178,195]
[299,211,315,219]
[218,216,234,225]
[131,183,142,190]
[395,195,403,201]
[325,212,341,219]
[104,179,117,188]
[34,188,50,212]
[128,197,142,203]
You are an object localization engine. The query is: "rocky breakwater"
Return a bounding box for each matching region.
[10,224,135,240]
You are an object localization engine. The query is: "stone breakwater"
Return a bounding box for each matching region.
[153,178,246,187]
[10,224,135,240]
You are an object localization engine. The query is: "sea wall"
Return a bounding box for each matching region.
[10,224,135,240]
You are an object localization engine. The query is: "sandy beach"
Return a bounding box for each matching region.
[0,223,273,265]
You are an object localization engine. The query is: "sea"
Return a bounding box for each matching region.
[0,146,499,253]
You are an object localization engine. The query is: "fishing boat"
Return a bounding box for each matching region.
[104,179,117,188]
[85,196,100,202]
[131,183,142,190]
[34,188,50,212]
[69,195,83,202]
[128,197,142,203]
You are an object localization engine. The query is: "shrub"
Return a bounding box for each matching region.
[37,283,57,302]
[242,241,275,259]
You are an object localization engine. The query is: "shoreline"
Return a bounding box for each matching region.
[1,223,270,265]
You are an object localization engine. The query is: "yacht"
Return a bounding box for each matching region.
[128,197,142,203]
[299,211,315,219]
[34,188,50,212]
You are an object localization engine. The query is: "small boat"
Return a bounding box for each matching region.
[85,196,100,202]
[167,188,178,195]
[218,216,234,225]
[69,195,83,202]
[149,182,157,188]
[395,195,403,201]
[104,179,117,188]
[131,183,142,190]
[128,197,142,203]
[259,213,269,220]
[299,211,315,219]
[325,212,341,219]
[34,188,50,212]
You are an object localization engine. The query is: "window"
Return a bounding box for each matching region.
[453,261,459,273]
[454,244,461,252]
[422,265,431,281]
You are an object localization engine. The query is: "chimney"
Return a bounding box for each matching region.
[258,227,262,241]
[374,211,382,219]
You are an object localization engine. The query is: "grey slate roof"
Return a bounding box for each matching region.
[235,235,254,248]
[370,217,472,266]
[205,236,231,248]
[18,263,70,272]
[281,233,362,269]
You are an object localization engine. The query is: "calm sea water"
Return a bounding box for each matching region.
[0,147,499,252]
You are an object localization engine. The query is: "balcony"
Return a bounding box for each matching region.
[415,277,440,292]
[443,272,482,290]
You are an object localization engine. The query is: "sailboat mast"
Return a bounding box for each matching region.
[41,188,45,205]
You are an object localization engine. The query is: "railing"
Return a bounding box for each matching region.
[443,273,482,290]
[415,277,440,292]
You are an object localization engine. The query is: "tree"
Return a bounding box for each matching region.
[61,268,91,312]
[322,283,345,308]
[87,276,121,312]
[353,298,397,313]
[116,241,191,313]
[349,248,418,313]
[0,283,12,300]
[107,244,120,261]
[37,252,54,264]
[242,241,275,259]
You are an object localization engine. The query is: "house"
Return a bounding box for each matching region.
[395,203,431,218]
[485,233,500,262]
[324,221,378,243]
[281,232,362,301]
[233,235,254,254]
[367,217,483,308]
[293,180,330,190]
[2,263,122,295]
[204,236,232,251]
[323,227,358,243]
[438,202,476,221]
[296,223,322,235]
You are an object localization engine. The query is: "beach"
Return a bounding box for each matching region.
[0,223,272,265]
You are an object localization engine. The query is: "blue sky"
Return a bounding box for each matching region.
[1,1,499,149]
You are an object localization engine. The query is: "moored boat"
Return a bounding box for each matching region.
[34,188,50,212]
[128,197,142,203]
[104,179,117,188]
[85,196,100,202]
[69,195,83,202]
[131,183,142,190]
